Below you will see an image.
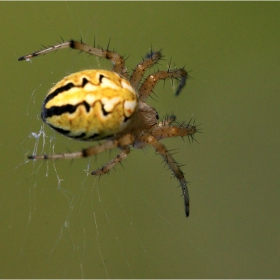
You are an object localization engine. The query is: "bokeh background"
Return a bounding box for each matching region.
[1,2,279,278]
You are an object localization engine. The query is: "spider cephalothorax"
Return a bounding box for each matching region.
[19,39,198,217]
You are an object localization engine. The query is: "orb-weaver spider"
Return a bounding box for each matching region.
[19,39,198,217]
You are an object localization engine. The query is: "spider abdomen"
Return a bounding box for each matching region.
[41,69,137,141]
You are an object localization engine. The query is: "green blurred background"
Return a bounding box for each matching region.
[1,2,279,278]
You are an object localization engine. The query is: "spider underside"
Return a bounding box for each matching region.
[19,39,198,217]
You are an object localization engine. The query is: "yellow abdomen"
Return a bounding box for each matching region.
[42,69,138,140]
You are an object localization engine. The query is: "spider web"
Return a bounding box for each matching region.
[22,125,139,277]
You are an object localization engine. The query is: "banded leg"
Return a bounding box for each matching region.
[139,135,190,217]
[139,68,188,102]
[18,40,128,78]
[28,134,134,160]
[151,119,197,141]
[130,50,162,90]
[91,146,130,175]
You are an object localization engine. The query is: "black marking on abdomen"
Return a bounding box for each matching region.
[44,76,90,107]
[82,78,89,87]
[101,103,110,116]
[88,133,100,140]
[71,133,86,139]
[83,101,90,112]
[44,82,75,106]
[47,123,70,136]
[99,74,105,84]
[46,124,88,140]
[42,101,91,119]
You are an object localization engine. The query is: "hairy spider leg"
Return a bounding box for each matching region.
[91,146,130,175]
[91,119,197,176]
[129,51,162,90]
[150,121,197,141]
[18,40,128,78]
[138,134,190,217]
[139,69,188,102]
[28,134,134,160]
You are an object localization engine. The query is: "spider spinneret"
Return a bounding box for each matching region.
[19,39,198,217]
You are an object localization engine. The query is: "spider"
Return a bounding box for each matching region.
[18,39,198,217]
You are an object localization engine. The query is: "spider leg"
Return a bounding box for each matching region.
[28,134,134,160]
[158,114,177,127]
[91,146,130,175]
[138,135,190,217]
[18,40,128,78]
[139,68,188,102]
[151,121,197,141]
[130,50,162,90]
